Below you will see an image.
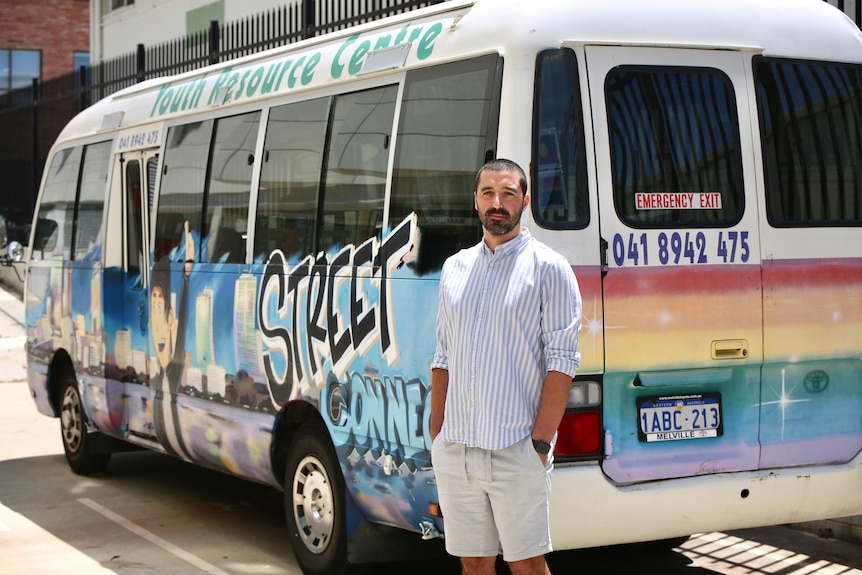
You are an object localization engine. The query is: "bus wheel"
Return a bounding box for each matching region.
[284,421,349,575]
[60,375,111,475]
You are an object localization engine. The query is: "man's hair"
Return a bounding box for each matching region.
[474,158,528,196]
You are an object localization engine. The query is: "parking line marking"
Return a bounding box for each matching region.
[78,498,231,575]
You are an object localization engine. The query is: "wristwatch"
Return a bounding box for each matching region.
[532,438,552,455]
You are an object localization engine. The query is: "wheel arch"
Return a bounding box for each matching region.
[271,399,328,487]
[47,348,76,417]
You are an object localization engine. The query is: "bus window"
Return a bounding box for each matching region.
[532,48,589,229]
[155,120,213,262]
[320,85,397,251]
[389,54,501,274]
[146,155,158,216]
[256,97,329,262]
[125,159,144,280]
[605,66,744,227]
[755,58,862,225]
[32,146,82,259]
[74,141,112,261]
[204,111,260,264]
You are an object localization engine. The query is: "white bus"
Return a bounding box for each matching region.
[23,0,862,573]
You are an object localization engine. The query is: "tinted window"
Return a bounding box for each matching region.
[532,49,589,229]
[74,141,111,260]
[155,120,213,262]
[389,54,501,274]
[755,58,862,226]
[256,98,329,261]
[204,111,260,263]
[126,160,144,280]
[319,85,397,250]
[31,141,110,260]
[606,66,743,227]
[33,146,82,258]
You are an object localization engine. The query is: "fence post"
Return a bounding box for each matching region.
[136,44,146,83]
[209,20,220,65]
[31,78,39,212]
[78,65,88,111]
[303,0,315,40]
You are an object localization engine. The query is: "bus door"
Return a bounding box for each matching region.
[584,46,764,484]
[118,148,160,443]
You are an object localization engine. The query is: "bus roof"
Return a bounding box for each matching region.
[54,0,862,146]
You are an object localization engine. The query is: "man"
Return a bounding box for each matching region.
[430,158,581,575]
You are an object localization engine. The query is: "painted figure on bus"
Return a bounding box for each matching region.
[150,221,194,460]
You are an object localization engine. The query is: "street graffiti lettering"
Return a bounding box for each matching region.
[257,214,418,404]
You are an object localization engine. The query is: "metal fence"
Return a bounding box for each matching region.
[0,0,443,242]
[0,0,859,242]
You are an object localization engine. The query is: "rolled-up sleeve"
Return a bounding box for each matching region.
[541,258,581,378]
[431,264,450,371]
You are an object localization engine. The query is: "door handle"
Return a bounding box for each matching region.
[711,339,749,359]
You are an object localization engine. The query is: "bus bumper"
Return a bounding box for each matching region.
[549,454,862,550]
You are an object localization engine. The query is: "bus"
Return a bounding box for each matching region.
[23,0,862,573]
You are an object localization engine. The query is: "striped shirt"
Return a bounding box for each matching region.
[432,228,582,450]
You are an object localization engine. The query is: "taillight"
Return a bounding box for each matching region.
[556,411,601,455]
[555,379,602,457]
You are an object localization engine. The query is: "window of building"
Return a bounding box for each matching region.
[105,0,134,12]
[0,49,41,106]
[754,57,862,226]
[605,66,744,227]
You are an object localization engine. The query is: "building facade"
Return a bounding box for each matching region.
[0,0,89,240]
[1,0,89,97]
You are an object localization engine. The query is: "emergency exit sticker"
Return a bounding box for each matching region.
[636,193,722,210]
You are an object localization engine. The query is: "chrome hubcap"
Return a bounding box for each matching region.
[292,456,334,554]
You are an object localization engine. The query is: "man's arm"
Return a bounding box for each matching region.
[532,370,573,464]
[430,367,449,441]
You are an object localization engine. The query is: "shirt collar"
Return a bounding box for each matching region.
[480,227,531,257]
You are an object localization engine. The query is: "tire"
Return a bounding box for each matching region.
[284,421,350,575]
[59,374,111,475]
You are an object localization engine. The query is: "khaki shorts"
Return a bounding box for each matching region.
[431,435,553,562]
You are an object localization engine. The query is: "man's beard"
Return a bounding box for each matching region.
[479,207,523,236]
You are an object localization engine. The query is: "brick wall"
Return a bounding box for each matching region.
[0,0,89,81]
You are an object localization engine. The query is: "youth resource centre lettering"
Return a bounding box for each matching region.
[149,19,445,118]
[257,214,418,405]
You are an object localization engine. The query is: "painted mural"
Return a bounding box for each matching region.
[26,212,447,535]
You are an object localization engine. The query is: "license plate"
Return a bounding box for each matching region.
[637,393,723,442]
